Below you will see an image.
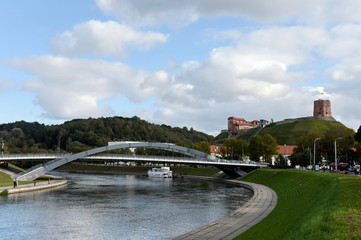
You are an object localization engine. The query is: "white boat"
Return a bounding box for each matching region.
[147,167,173,178]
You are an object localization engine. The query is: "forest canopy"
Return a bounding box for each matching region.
[0,117,214,153]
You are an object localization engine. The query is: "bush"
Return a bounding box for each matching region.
[0,189,9,197]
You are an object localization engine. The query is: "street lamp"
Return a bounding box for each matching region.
[334,137,342,171]
[313,138,320,170]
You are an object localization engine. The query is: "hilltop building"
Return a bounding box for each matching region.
[273,99,335,125]
[313,99,334,120]
[227,117,260,132]
[226,99,335,133]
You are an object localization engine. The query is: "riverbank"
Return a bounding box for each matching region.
[0,179,68,195]
[56,164,278,240]
[174,176,277,240]
[237,168,361,240]
[55,164,361,239]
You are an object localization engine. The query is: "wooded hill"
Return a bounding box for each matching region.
[0,116,214,153]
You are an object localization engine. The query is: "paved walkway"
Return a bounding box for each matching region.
[174,179,277,240]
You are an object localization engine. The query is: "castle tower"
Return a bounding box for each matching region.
[313,99,332,120]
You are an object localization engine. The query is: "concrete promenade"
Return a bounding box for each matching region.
[0,179,68,194]
[174,177,277,240]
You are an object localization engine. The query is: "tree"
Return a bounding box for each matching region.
[355,142,361,164]
[192,141,211,154]
[274,154,288,167]
[248,136,263,161]
[220,138,247,160]
[321,126,355,163]
[294,134,322,165]
[262,134,279,162]
[248,134,278,163]
[290,149,311,167]
[355,125,361,142]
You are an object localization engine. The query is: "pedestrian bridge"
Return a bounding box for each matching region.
[3,142,268,181]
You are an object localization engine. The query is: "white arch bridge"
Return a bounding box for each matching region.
[4,142,268,181]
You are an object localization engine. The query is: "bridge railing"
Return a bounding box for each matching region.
[0,153,70,160]
[1,153,269,167]
[79,154,269,166]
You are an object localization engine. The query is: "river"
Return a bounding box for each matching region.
[0,172,252,240]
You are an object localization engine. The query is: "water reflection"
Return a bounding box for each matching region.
[0,172,252,240]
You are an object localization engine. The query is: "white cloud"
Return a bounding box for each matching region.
[162,26,329,106]
[154,87,321,135]
[95,0,312,27]
[321,24,361,59]
[96,0,361,27]
[53,20,168,58]
[96,0,199,27]
[12,56,170,119]
[327,58,361,99]
[10,1,361,134]
[149,24,361,133]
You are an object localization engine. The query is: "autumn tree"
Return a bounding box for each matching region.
[248,134,278,163]
[192,141,211,154]
[220,138,247,160]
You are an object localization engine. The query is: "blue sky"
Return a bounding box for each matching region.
[1,0,361,135]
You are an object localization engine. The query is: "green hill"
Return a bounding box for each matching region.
[216,119,351,145]
[259,119,348,145]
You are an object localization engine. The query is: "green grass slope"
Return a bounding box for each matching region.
[259,119,346,145]
[0,171,13,187]
[237,168,361,240]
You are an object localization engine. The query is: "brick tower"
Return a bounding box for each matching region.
[313,99,333,120]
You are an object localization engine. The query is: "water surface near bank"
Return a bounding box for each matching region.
[0,172,252,240]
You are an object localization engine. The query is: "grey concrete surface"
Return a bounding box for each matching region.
[174,179,277,240]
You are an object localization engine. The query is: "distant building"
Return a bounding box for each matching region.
[272,145,298,166]
[228,117,260,132]
[313,99,334,120]
[210,145,222,157]
[277,145,297,156]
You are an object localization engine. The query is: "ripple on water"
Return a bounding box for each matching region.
[0,172,252,240]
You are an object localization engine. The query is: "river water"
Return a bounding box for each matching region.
[0,172,252,240]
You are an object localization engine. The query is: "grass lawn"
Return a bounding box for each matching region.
[7,163,25,172]
[236,168,361,240]
[0,169,51,188]
[259,119,345,145]
[0,171,40,188]
[0,171,13,187]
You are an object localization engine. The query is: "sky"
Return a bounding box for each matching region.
[1,0,361,136]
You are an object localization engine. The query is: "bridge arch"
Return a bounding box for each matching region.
[16,142,219,181]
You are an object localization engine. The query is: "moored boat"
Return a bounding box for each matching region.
[147,167,173,178]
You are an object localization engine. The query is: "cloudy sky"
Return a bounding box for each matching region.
[1,0,361,135]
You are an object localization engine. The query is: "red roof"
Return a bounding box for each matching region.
[228,116,245,121]
[277,145,297,155]
[210,145,222,154]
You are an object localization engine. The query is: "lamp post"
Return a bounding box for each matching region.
[313,138,320,170]
[334,137,342,171]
